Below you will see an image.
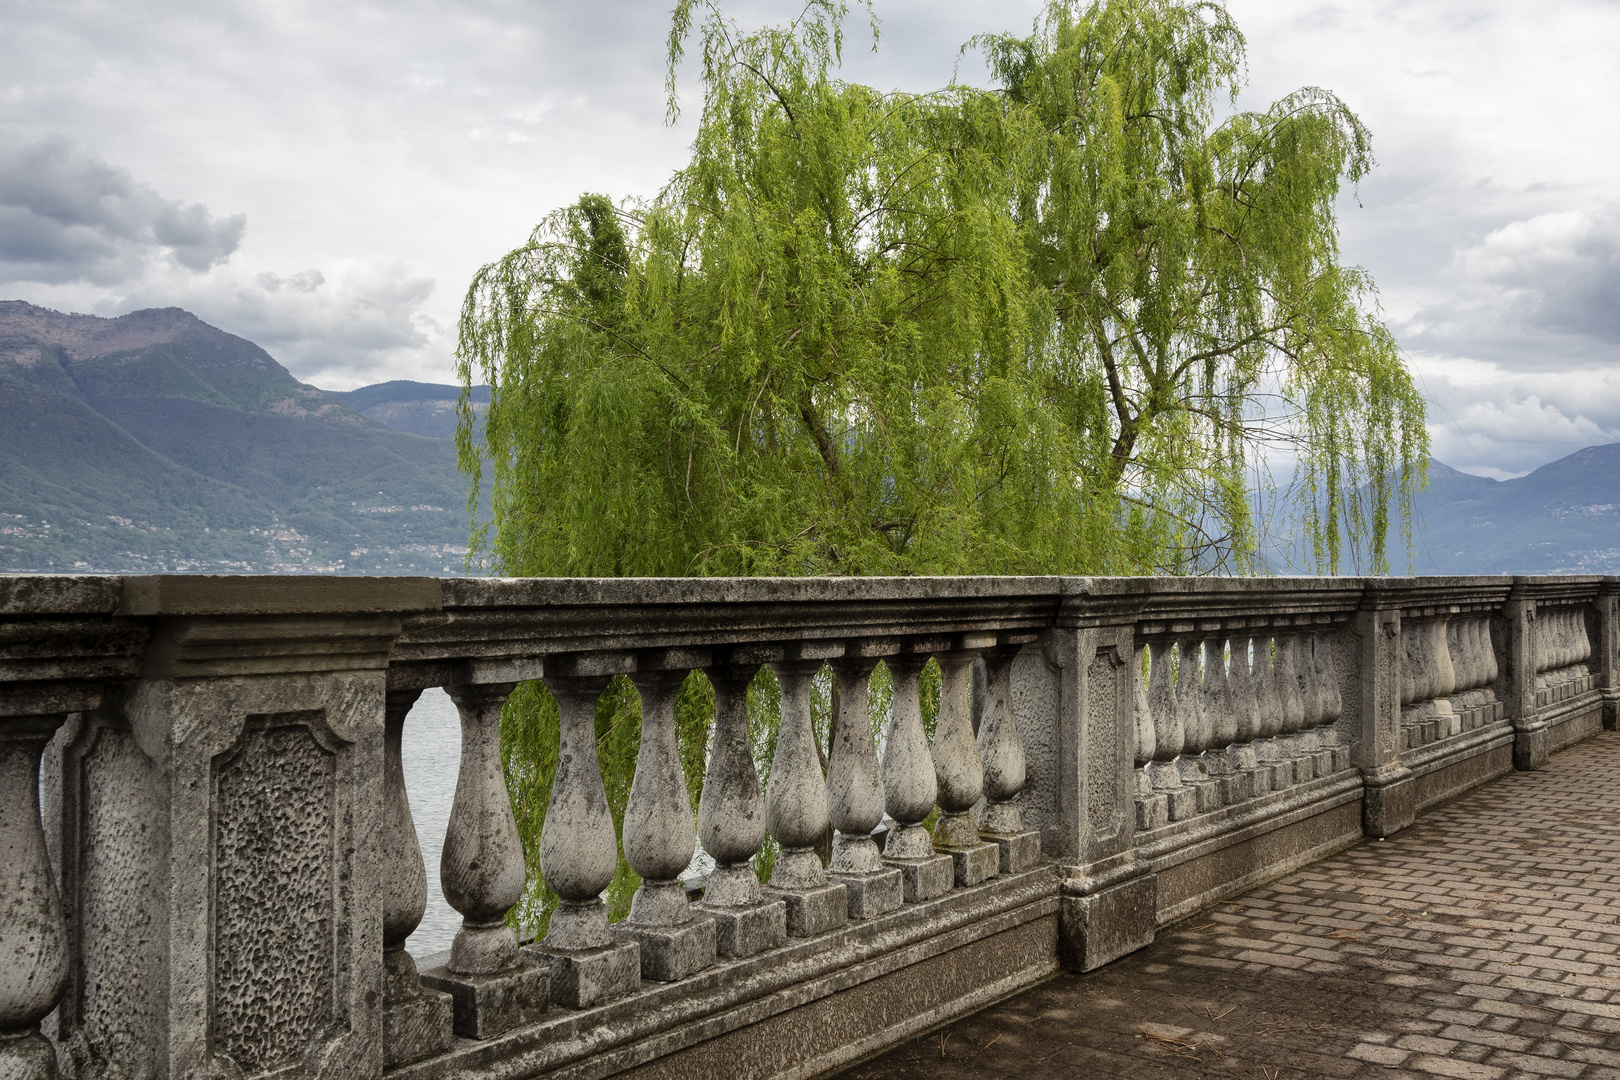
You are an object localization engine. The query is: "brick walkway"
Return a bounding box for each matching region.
[846,731,1620,1080]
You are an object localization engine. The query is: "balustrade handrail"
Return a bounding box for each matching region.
[1,571,1617,1080]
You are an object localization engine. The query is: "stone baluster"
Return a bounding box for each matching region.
[1286,632,1324,776]
[1198,637,1248,804]
[1576,609,1593,667]
[1227,635,1270,797]
[1434,618,1457,700]
[528,672,639,1007]
[1175,636,1222,812]
[881,652,955,901]
[977,644,1040,874]
[1312,632,1349,771]
[764,658,848,937]
[1251,634,1290,789]
[380,689,453,1066]
[930,651,1000,886]
[1429,618,1460,738]
[693,664,787,955]
[1133,645,1170,830]
[1144,639,1195,822]
[825,654,906,916]
[1273,633,1307,782]
[420,681,549,1037]
[1468,618,1487,691]
[1458,619,1476,692]
[0,715,70,1080]
[613,666,717,982]
[1419,619,1441,702]
[1450,620,1478,694]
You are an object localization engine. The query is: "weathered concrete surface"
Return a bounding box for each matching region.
[844,730,1620,1080]
[389,867,1059,1080]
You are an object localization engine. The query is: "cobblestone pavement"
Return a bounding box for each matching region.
[845,732,1620,1080]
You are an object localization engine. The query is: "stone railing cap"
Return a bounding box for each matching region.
[0,574,125,616]
[119,575,445,616]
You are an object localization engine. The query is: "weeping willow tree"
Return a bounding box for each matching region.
[456,0,1427,935]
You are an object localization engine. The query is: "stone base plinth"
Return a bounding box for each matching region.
[981,828,1040,875]
[938,841,999,888]
[613,915,717,982]
[1363,771,1416,839]
[1515,724,1549,771]
[382,950,455,1067]
[1059,873,1156,972]
[1164,786,1197,821]
[883,852,954,903]
[1135,793,1169,831]
[828,866,904,919]
[525,938,640,1009]
[420,951,550,1038]
[764,881,848,937]
[1192,780,1223,813]
[383,985,455,1067]
[694,898,787,958]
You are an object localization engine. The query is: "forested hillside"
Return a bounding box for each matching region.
[0,301,480,573]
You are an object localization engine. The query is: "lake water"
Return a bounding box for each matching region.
[400,687,463,956]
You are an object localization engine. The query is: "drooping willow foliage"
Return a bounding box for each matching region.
[455,0,1428,936]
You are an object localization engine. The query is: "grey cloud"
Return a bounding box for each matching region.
[0,135,245,283]
[1392,204,1620,371]
[1460,207,1620,346]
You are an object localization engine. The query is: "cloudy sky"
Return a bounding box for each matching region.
[3,0,1617,478]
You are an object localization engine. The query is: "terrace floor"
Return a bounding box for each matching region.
[844,731,1620,1080]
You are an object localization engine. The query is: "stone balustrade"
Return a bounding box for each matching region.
[2,573,1617,1080]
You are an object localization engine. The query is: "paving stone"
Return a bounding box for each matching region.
[845,732,1620,1080]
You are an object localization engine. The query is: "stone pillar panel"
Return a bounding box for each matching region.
[113,660,390,1080]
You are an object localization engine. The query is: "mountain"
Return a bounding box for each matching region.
[1410,447,1620,575]
[0,301,483,574]
[337,380,491,439]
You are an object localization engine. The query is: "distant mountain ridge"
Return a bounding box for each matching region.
[0,301,483,574]
[1410,448,1620,575]
[337,380,490,439]
[3,301,1616,576]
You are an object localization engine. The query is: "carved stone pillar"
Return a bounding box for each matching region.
[826,652,904,917]
[1505,584,1548,771]
[379,689,454,1065]
[421,679,550,1035]
[1599,583,1618,731]
[97,575,439,1079]
[692,664,787,955]
[1042,603,1155,975]
[975,645,1041,874]
[527,670,640,1007]
[764,656,848,936]
[613,664,717,981]
[929,650,999,888]
[1358,594,1415,838]
[880,651,954,902]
